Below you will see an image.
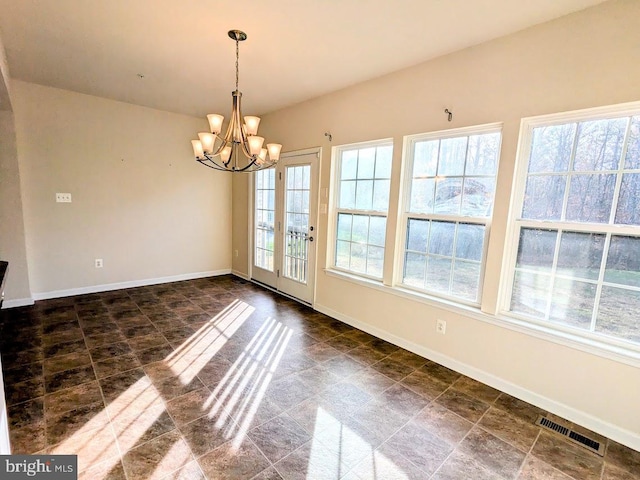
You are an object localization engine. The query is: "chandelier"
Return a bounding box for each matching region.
[190,30,282,172]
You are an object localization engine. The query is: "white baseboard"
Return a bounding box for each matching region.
[231,269,250,281]
[315,302,640,453]
[1,297,35,309]
[32,269,232,301]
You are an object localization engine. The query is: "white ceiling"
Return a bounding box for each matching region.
[0,0,605,118]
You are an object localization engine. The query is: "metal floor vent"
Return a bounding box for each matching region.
[535,416,605,456]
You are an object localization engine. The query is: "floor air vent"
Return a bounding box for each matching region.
[535,416,605,456]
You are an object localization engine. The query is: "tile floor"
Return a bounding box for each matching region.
[1,275,639,480]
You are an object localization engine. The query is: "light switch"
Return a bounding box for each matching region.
[56,193,72,203]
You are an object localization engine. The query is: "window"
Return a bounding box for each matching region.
[333,141,393,279]
[401,125,501,304]
[254,168,276,271]
[507,106,640,345]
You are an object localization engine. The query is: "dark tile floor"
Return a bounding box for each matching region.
[1,275,639,480]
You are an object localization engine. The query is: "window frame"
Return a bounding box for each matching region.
[501,101,640,348]
[329,138,394,282]
[397,123,503,306]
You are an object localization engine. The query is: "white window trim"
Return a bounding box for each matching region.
[327,138,394,282]
[396,123,503,306]
[499,100,640,351]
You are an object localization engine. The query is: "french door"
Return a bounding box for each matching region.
[252,149,319,304]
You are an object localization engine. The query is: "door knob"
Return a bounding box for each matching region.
[309,237,314,242]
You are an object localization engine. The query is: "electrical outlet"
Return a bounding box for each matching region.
[56,193,72,203]
[95,259,103,268]
[234,250,239,258]
[436,319,447,335]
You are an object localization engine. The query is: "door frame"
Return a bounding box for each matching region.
[248,147,321,306]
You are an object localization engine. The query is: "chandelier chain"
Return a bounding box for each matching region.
[235,37,239,90]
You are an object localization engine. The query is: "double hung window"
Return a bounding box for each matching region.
[333,141,393,279]
[507,107,640,344]
[400,126,501,304]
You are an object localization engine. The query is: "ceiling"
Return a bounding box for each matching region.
[0,0,606,118]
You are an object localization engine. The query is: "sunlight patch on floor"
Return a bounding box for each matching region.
[166,299,254,385]
[204,316,293,449]
[307,407,409,480]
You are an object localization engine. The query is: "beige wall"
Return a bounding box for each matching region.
[233,0,640,448]
[0,33,32,305]
[0,111,32,303]
[0,32,18,454]
[13,81,232,296]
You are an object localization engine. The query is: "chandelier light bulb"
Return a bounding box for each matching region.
[267,143,282,161]
[198,132,215,154]
[257,148,267,165]
[191,140,204,158]
[220,145,232,163]
[207,114,224,134]
[248,136,265,155]
[244,116,261,135]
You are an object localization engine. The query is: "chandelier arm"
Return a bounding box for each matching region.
[221,116,236,147]
[234,157,260,172]
[201,154,229,170]
[196,159,230,171]
[198,156,273,173]
[210,135,227,157]
[233,91,255,159]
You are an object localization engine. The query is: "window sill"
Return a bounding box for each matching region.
[323,268,640,368]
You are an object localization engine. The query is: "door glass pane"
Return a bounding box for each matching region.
[284,165,311,284]
[254,169,276,271]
